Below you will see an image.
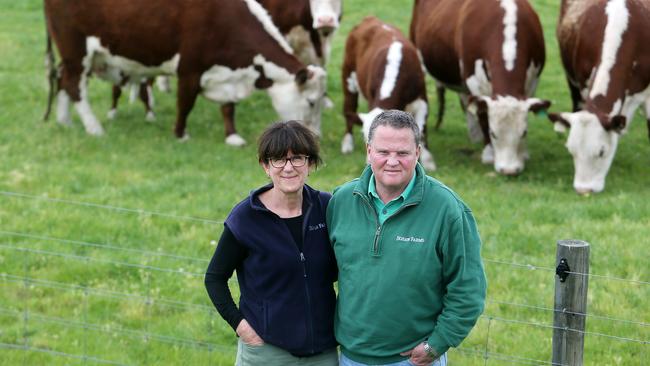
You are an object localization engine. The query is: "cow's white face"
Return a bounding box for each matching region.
[558,111,620,194]
[309,0,341,33]
[472,96,548,175]
[267,65,327,136]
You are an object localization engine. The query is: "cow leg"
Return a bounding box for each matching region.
[434,84,445,130]
[139,80,156,122]
[405,98,435,170]
[56,88,73,126]
[156,76,171,93]
[174,74,201,141]
[460,94,483,143]
[567,78,583,112]
[477,109,494,165]
[107,85,122,120]
[221,102,246,146]
[341,80,362,154]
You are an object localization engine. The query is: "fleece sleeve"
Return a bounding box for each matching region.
[204,225,247,332]
[427,207,487,355]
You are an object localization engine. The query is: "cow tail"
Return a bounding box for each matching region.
[43,27,57,121]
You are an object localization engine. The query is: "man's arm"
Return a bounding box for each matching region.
[427,208,487,355]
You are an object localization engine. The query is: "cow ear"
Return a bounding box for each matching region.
[295,68,309,85]
[527,98,552,116]
[607,115,627,133]
[466,95,488,115]
[254,66,273,89]
[548,112,570,133]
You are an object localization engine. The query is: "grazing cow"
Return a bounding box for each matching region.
[341,16,435,170]
[410,0,551,175]
[549,0,650,194]
[258,0,341,67]
[44,0,327,146]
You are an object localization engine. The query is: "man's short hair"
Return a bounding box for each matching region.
[367,110,421,146]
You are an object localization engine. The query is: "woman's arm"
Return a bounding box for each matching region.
[204,226,247,331]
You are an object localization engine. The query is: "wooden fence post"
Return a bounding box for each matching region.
[552,239,590,366]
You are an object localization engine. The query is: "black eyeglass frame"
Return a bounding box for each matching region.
[268,155,310,168]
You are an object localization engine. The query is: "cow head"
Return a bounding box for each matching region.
[267,65,327,136]
[468,95,551,175]
[309,0,341,36]
[549,111,626,194]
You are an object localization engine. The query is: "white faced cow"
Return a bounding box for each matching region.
[550,0,650,194]
[44,0,327,146]
[341,16,435,170]
[410,0,551,175]
[258,0,341,67]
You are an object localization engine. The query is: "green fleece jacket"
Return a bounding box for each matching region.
[326,164,486,364]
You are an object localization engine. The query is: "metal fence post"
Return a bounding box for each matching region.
[552,239,590,366]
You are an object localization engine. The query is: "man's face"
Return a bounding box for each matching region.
[366,125,420,195]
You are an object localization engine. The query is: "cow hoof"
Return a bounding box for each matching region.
[481,145,494,164]
[86,125,105,136]
[226,134,246,146]
[56,118,73,127]
[341,133,354,154]
[178,133,190,142]
[107,109,117,120]
[145,111,156,122]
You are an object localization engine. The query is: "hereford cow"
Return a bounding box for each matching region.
[258,0,341,67]
[44,0,327,146]
[549,0,650,194]
[341,16,435,170]
[410,0,550,175]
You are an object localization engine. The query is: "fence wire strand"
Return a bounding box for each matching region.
[0,190,223,225]
[0,244,205,277]
[456,347,567,366]
[0,230,210,264]
[0,307,235,353]
[0,342,130,366]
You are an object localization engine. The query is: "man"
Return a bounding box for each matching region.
[326,110,487,366]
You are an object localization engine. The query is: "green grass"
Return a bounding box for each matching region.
[1,0,649,365]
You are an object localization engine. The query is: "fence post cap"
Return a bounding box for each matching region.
[557,239,590,247]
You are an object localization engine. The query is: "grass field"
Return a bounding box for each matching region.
[1,0,648,365]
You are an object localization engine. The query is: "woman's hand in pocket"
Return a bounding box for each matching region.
[236,319,264,346]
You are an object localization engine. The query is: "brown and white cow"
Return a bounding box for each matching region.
[258,0,341,67]
[44,0,327,146]
[341,16,435,170]
[550,0,650,194]
[410,0,550,175]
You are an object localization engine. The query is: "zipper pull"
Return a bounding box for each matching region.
[300,252,307,278]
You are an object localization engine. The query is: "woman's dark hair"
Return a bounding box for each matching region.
[257,120,322,167]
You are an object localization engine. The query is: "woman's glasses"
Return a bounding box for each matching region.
[268,155,309,168]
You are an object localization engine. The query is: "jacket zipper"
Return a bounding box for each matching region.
[354,191,382,255]
[355,191,419,255]
[300,203,315,354]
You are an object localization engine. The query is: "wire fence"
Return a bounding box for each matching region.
[1,189,649,365]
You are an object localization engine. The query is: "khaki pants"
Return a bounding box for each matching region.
[235,339,338,366]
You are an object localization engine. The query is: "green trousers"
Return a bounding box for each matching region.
[235,339,338,366]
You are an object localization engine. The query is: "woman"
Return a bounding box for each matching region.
[205,121,338,365]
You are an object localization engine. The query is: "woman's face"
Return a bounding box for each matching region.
[262,151,311,195]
